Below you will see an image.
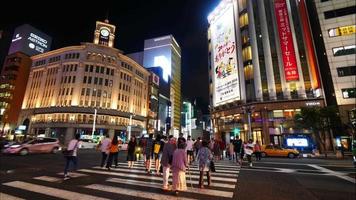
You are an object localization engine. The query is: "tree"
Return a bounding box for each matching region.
[294,106,341,157]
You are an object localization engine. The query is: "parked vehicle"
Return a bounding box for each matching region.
[261,144,300,158]
[3,137,60,156]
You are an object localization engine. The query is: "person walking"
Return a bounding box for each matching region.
[229,140,235,160]
[145,134,154,174]
[127,136,137,168]
[254,140,262,161]
[64,133,81,180]
[97,134,111,168]
[197,141,213,188]
[106,134,119,170]
[194,137,202,158]
[213,139,221,160]
[186,136,194,164]
[244,139,254,167]
[161,135,176,191]
[233,136,243,165]
[154,134,164,175]
[139,135,147,162]
[172,140,188,195]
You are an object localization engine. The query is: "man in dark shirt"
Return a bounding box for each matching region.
[233,136,243,165]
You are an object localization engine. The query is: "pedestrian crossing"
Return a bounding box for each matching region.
[1,159,241,200]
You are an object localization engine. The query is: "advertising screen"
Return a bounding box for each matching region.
[210,3,240,107]
[287,138,308,147]
[8,24,52,56]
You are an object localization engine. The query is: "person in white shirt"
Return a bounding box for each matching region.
[98,134,111,168]
[186,136,194,164]
[64,134,81,179]
[244,139,254,167]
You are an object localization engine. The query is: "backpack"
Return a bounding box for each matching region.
[154,142,161,154]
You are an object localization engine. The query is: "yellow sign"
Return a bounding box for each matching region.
[337,25,356,36]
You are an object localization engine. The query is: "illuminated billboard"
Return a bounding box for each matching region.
[274,0,299,81]
[8,24,52,56]
[209,2,240,107]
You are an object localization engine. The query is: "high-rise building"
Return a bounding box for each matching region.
[18,20,150,144]
[309,0,355,126]
[0,24,52,137]
[128,35,182,136]
[208,0,326,149]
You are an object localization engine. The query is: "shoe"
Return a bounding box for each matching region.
[64,174,70,180]
[107,167,111,171]
[249,163,253,167]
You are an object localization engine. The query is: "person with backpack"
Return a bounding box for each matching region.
[154,134,164,175]
[106,134,119,170]
[161,135,176,191]
[63,133,81,180]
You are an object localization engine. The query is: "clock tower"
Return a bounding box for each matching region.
[93,19,116,47]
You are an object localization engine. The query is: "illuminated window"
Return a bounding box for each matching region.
[242,46,252,61]
[332,45,356,56]
[244,64,253,80]
[337,66,356,77]
[239,13,249,28]
[342,88,356,98]
[328,25,356,37]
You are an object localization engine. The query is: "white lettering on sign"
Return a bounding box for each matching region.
[11,33,22,42]
[28,33,48,48]
[306,102,320,106]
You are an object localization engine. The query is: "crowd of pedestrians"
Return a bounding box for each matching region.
[62,132,264,195]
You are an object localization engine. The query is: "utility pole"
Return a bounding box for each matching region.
[91,109,97,139]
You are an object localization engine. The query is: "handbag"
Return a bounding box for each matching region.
[209,160,216,172]
[63,140,79,157]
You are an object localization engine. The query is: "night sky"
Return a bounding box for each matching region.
[0,0,221,114]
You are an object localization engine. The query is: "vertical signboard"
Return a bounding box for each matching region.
[274,0,299,81]
[210,3,240,107]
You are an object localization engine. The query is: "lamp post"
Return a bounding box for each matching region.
[242,105,255,140]
[127,113,134,141]
[91,108,97,139]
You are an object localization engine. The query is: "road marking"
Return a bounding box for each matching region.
[56,172,88,178]
[107,177,234,198]
[79,169,237,188]
[33,176,62,182]
[2,181,110,200]
[0,193,25,200]
[308,164,356,184]
[257,161,354,168]
[93,166,238,177]
[85,184,197,200]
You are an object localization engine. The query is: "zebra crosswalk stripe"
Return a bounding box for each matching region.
[2,181,110,200]
[84,184,197,200]
[107,177,234,198]
[0,193,25,200]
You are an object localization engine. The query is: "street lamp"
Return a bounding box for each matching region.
[242,105,255,140]
[91,108,97,139]
[127,113,135,141]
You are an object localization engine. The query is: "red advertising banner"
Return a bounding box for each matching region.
[274,0,299,81]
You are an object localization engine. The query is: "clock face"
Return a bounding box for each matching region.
[100,29,110,37]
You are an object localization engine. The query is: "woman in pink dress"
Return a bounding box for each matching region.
[171,141,188,195]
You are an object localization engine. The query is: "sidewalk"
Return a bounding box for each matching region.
[299,151,354,160]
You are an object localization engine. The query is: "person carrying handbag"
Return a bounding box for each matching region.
[63,133,81,180]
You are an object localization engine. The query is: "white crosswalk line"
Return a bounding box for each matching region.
[107,177,234,198]
[79,169,236,188]
[0,193,25,200]
[85,184,197,200]
[56,172,88,178]
[93,166,238,177]
[2,181,110,200]
[84,168,237,182]
[33,176,62,182]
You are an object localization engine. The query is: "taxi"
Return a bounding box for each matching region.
[261,144,299,158]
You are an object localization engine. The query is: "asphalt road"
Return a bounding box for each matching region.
[0,150,355,200]
[236,157,356,200]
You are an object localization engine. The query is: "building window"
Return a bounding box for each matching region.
[99,78,103,85]
[328,25,356,37]
[88,76,92,84]
[337,66,356,77]
[90,65,94,72]
[86,88,90,96]
[111,69,114,76]
[332,45,356,56]
[96,66,100,73]
[324,6,356,19]
[105,79,108,86]
[342,88,356,98]
[100,67,105,74]
[85,65,89,72]
[239,13,249,28]
[94,77,98,84]
[81,88,85,96]
[83,76,87,83]
[72,76,76,83]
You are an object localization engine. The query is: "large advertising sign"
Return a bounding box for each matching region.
[274,0,299,81]
[210,4,240,107]
[8,24,52,56]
